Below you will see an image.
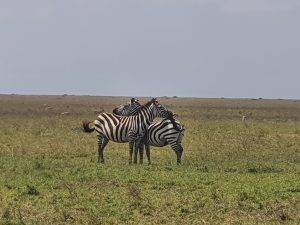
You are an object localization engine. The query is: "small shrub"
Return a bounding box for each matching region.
[247,167,258,173]
[278,210,291,221]
[180,207,190,215]
[128,185,140,198]
[2,208,11,220]
[26,185,39,196]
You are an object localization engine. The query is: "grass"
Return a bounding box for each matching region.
[0,95,299,224]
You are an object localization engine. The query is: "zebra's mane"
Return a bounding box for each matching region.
[134,98,157,113]
[112,99,155,118]
[113,98,166,118]
[113,101,141,116]
[143,98,157,107]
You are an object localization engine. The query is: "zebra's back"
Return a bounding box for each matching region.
[94,112,148,143]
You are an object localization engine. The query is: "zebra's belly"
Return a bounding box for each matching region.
[148,139,168,147]
[105,132,129,143]
[100,134,129,143]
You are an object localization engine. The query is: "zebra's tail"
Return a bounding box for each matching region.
[82,119,95,133]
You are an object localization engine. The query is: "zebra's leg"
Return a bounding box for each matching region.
[170,142,183,165]
[99,137,109,164]
[145,144,151,165]
[97,136,103,163]
[128,131,139,164]
[176,145,183,165]
[139,142,144,165]
[129,141,134,164]
[133,137,144,164]
[133,141,139,164]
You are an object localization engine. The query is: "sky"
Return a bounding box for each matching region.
[0,0,299,99]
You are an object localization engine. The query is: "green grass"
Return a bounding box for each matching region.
[0,95,299,224]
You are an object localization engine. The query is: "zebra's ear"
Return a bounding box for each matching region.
[151,98,158,103]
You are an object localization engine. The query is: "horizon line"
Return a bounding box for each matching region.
[0,92,299,101]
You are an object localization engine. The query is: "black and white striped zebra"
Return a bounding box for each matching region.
[112,97,143,163]
[142,116,185,164]
[82,98,171,163]
[113,98,141,116]
[112,100,185,164]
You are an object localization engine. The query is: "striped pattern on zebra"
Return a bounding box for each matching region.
[113,97,143,163]
[113,98,141,116]
[142,115,185,164]
[82,98,171,163]
[112,99,185,164]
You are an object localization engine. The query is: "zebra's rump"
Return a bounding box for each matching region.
[146,119,184,147]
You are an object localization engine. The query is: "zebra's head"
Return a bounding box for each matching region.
[113,97,142,116]
[130,97,140,105]
[148,98,171,119]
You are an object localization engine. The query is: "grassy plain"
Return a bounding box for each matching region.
[0,94,299,224]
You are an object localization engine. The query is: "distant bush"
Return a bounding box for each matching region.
[26,185,39,196]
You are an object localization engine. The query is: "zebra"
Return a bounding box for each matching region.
[82,98,171,164]
[112,101,185,164]
[112,97,142,162]
[141,114,185,165]
[113,97,141,116]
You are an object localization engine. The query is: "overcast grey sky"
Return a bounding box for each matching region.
[0,0,299,98]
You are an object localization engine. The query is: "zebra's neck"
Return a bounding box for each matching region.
[136,103,155,123]
[129,104,141,115]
